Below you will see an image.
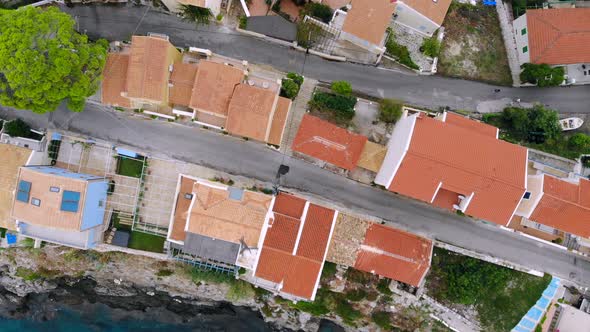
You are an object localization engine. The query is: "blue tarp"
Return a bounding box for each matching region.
[519,317,536,329]
[51,132,62,141]
[536,296,550,309]
[6,233,17,245]
[526,307,543,321]
[115,148,138,158]
[513,326,530,332]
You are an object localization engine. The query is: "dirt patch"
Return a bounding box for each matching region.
[438,3,512,86]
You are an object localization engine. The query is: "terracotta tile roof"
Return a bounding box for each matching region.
[526,8,590,65]
[189,61,244,116]
[101,53,131,108]
[11,167,90,231]
[356,141,387,172]
[292,114,368,171]
[125,36,180,102]
[401,0,452,26]
[295,204,336,261]
[444,112,498,138]
[354,224,432,286]
[186,182,272,247]
[267,97,292,146]
[169,176,196,242]
[342,0,396,46]
[387,114,527,226]
[530,175,590,238]
[169,63,198,107]
[255,193,336,300]
[226,84,278,142]
[273,193,307,218]
[0,144,31,231]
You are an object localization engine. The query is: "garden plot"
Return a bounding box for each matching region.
[437,3,512,86]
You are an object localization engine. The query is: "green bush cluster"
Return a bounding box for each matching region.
[227,280,255,301]
[280,72,304,100]
[330,80,352,96]
[371,311,392,330]
[386,36,419,70]
[421,36,441,58]
[379,99,403,124]
[345,288,367,302]
[376,278,393,295]
[239,15,248,29]
[303,2,333,23]
[321,261,337,279]
[520,63,565,87]
[4,119,31,138]
[309,92,356,121]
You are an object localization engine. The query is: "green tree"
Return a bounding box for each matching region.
[280,79,300,99]
[179,4,213,26]
[303,2,333,23]
[421,36,440,57]
[0,7,108,113]
[501,105,560,143]
[379,99,403,123]
[287,72,304,86]
[520,63,565,87]
[568,133,590,151]
[3,118,31,138]
[331,80,352,96]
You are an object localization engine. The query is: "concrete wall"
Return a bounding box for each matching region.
[393,2,439,37]
[206,0,222,16]
[374,112,417,188]
[80,180,108,231]
[513,14,531,65]
[515,174,544,218]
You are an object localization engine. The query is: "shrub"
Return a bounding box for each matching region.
[568,133,590,151]
[15,267,41,281]
[321,262,337,280]
[239,15,247,29]
[296,21,324,49]
[156,269,174,277]
[421,36,440,57]
[4,118,31,138]
[376,278,393,295]
[345,267,370,284]
[227,280,255,301]
[379,99,403,123]
[179,4,213,26]
[216,13,223,21]
[372,311,392,329]
[499,105,561,143]
[280,79,300,99]
[287,72,304,86]
[335,298,361,325]
[331,80,352,96]
[303,2,333,23]
[345,288,367,302]
[520,63,565,87]
[309,92,356,121]
[386,36,419,70]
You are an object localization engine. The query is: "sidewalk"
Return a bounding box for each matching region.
[496,0,521,87]
[280,77,317,155]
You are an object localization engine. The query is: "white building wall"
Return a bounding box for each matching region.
[513,14,531,65]
[206,0,221,16]
[515,174,544,218]
[393,2,440,37]
[374,112,417,188]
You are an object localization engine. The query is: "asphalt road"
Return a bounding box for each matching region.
[62,4,590,114]
[2,104,590,287]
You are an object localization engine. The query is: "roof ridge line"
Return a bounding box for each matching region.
[406,150,526,190]
[543,192,590,212]
[531,14,563,64]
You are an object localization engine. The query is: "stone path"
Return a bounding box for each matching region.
[391,22,433,72]
[280,77,317,155]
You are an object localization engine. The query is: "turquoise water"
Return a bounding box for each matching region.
[0,303,269,332]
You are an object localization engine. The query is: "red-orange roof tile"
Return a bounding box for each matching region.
[169,62,198,107]
[444,112,498,138]
[101,53,131,108]
[292,114,368,171]
[267,97,292,146]
[296,204,335,261]
[354,224,432,286]
[226,84,278,142]
[530,176,590,238]
[526,8,590,65]
[263,214,300,253]
[388,114,527,226]
[342,0,396,46]
[273,193,307,219]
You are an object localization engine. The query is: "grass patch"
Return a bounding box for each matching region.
[14,267,58,281]
[189,267,235,284]
[227,280,255,301]
[437,2,512,86]
[116,156,144,178]
[427,248,551,331]
[156,269,174,277]
[128,231,166,253]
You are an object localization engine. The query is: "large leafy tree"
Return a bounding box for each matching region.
[0,7,108,113]
[179,4,213,26]
[520,63,565,87]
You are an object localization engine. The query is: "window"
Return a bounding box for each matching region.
[523,192,532,200]
[61,190,81,212]
[50,186,60,193]
[31,198,41,207]
[521,28,527,35]
[16,180,31,203]
[522,46,528,53]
